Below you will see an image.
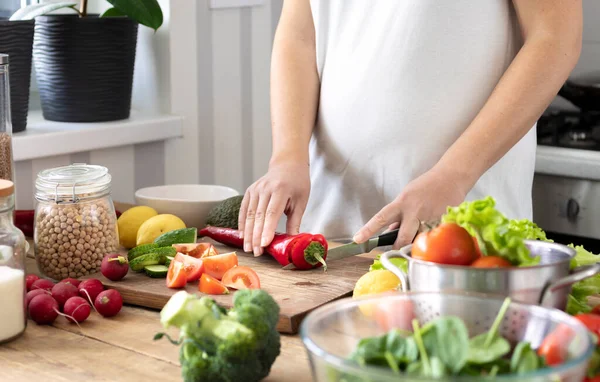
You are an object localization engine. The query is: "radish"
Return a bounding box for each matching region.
[59,277,81,287]
[51,282,79,309]
[63,296,91,324]
[28,294,59,325]
[26,289,49,308]
[31,278,55,292]
[101,254,129,281]
[78,278,104,304]
[26,274,40,291]
[94,289,123,317]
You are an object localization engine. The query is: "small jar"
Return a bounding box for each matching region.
[0,179,27,344]
[34,164,119,281]
[0,54,15,182]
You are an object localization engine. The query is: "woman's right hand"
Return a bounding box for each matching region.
[238,161,311,256]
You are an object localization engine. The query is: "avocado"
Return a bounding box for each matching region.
[205,195,244,229]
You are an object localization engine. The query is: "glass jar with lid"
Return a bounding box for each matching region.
[0,54,15,182]
[34,163,119,281]
[0,179,27,343]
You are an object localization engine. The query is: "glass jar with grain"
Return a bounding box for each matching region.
[0,180,27,343]
[0,54,15,182]
[34,164,119,281]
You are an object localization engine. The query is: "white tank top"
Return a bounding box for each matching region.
[300,0,537,239]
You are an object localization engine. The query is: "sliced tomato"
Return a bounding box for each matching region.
[199,273,229,295]
[575,313,600,339]
[537,324,575,366]
[221,266,261,290]
[166,261,187,289]
[202,252,239,280]
[174,253,204,282]
[172,243,218,258]
[470,256,512,268]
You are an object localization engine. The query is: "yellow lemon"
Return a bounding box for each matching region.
[353,270,401,316]
[117,206,158,249]
[136,214,186,246]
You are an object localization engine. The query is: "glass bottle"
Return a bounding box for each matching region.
[34,164,119,281]
[0,53,14,182]
[0,179,27,344]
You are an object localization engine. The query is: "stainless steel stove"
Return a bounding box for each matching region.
[533,108,600,253]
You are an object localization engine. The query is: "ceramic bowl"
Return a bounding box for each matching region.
[134,184,240,229]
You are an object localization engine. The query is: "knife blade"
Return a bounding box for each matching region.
[281,229,399,270]
[281,219,439,270]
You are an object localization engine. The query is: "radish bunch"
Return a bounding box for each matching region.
[25,275,123,326]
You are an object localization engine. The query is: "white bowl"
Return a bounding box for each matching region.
[134,184,240,229]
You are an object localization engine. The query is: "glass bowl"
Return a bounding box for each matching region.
[300,291,595,381]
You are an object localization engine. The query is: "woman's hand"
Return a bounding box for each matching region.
[238,161,310,256]
[353,168,470,249]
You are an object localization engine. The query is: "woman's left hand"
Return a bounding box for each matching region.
[353,168,470,249]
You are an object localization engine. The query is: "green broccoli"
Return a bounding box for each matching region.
[156,290,282,382]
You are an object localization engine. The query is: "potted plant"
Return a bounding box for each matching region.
[10,0,163,123]
[0,15,34,133]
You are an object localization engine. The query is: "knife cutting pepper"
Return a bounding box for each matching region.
[198,226,328,270]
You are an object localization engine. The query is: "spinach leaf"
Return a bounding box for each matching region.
[510,341,540,375]
[350,336,387,366]
[467,297,511,364]
[430,357,448,378]
[350,329,418,370]
[384,330,418,365]
[421,316,469,373]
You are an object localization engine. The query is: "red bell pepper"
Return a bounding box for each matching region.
[575,314,600,339]
[198,226,328,270]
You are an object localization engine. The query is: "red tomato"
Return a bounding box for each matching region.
[412,223,478,266]
[199,273,229,295]
[575,314,600,339]
[172,243,218,258]
[202,252,239,280]
[166,261,187,289]
[472,236,483,258]
[174,253,204,282]
[470,256,512,268]
[373,296,416,332]
[591,305,600,315]
[537,324,575,366]
[584,376,600,382]
[221,266,261,290]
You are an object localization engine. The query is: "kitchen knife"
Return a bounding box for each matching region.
[281,228,400,270]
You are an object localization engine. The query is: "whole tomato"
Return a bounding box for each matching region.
[471,256,512,268]
[412,222,478,266]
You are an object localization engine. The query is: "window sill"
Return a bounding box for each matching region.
[13,110,184,161]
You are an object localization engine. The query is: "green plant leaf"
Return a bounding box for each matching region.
[384,330,418,364]
[510,342,540,375]
[101,7,126,17]
[9,1,78,21]
[467,332,511,364]
[421,317,470,373]
[106,0,163,31]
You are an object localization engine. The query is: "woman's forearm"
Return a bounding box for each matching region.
[269,0,320,167]
[434,1,582,190]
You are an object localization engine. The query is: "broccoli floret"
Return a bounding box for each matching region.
[233,288,280,328]
[157,289,282,382]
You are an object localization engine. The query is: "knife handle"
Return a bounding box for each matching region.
[376,229,400,247]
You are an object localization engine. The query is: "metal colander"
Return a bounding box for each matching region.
[300,292,595,382]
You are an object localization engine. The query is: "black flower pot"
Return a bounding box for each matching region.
[33,15,138,122]
[0,19,34,133]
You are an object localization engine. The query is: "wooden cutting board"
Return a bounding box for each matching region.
[77,239,375,334]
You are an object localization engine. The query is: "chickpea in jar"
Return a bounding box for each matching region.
[36,199,118,280]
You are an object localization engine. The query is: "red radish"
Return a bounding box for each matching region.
[63,296,91,324]
[59,277,81,287]
[51,282,79,309]
[78,278,104,304]
[26,274,40,291]
[101,254,129,281]
[94,289,123,317]
[31,278,55,292]
[26,289,49,308]
[28,294,59,325]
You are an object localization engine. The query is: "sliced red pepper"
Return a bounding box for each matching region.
[198,227,244,248]
[265,233,299,266]
[290,234,328,270]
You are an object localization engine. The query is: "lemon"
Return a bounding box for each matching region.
[117,206,158,249]
[353,270,401,316]
[136,214,187,246]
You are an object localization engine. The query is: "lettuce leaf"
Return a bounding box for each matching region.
[441,197,543,266]
[370,256,408,274]
[570,244,600,269]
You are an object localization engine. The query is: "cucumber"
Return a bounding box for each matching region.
[127,243,159,262]
[153,246,177,258]
[165,256,174,268]
[130,252,167,272]
[153,227,198,247]
[144,265,169,278]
